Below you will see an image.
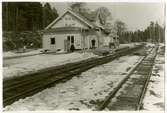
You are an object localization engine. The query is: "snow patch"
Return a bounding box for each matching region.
[4,55,141,111]
[3,49,43,58]
[3,52,98,79]
[142,45,165,111]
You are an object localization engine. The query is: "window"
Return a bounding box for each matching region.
[67,36,70,41]
[72,23,75,26]
[65,23,72,27]
[65,17,71,20]
[50,38,55,44]
[68,24,72,27]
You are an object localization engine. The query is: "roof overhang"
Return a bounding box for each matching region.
[43,27,89,33]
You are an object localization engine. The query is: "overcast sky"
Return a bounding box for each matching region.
[50,2,165,31]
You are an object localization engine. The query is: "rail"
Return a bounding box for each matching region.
[3,45,143,107]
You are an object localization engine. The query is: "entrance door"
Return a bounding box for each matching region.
[66,35,75,52]
[67,36,74,46]
[91,39,96,48]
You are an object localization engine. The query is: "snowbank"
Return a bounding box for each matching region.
[3,52,98,79]
[158,43,165,47]
[120,43,141,48]
[145,42,155,47]
[4,55,141,111]
[3,49,43,58]
[142,46,165,111]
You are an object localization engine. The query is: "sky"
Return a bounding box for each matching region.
[49,2,165,31]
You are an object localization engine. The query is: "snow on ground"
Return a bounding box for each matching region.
[142,45,165,111]
[3,43,140,80]
[158,43,165,47]
[4,55,142,111]
[3,52,99,80]
[3,49,43,58]
[145,42,156,48]
[120,43,141,48]
[3,43,139,58]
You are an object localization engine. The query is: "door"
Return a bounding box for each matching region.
[67,35,74,46]
[66,35,75,51]
[91,39,96,48]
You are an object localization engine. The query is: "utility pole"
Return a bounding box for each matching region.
[42,6,45,29]
[149,27,151,43]
[15,6,18,32]
[6,3,9,31]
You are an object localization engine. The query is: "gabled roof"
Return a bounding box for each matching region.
[45,9,105,30]
[45,9,96,30]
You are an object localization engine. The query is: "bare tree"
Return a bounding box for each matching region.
[95,7,111,25]
[114,20,126,43]
[69,2,87,13]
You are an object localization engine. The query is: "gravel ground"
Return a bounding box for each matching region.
[4,55,142,111]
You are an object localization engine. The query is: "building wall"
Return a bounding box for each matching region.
[43,29,108,51]
[84,30,99,49]
[80,29,107,49]
[43,32,83,51]
[42,34,51,50]
[101,31,108,47]
[43,11,108,51]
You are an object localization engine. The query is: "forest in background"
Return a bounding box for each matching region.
[120,21,165,44]
[68,3,165,44]
[2,2,58,51]
[3,2,58,31]
[2,2,165,51]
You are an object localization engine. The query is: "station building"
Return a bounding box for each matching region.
[42,9,119,52]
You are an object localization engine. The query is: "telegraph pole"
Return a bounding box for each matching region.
[149,27,152,43]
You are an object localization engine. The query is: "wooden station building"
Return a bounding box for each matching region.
[42,9,119,52]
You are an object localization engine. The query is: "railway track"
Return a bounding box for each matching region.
[3,45,143,107]
[96,45,158,111]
